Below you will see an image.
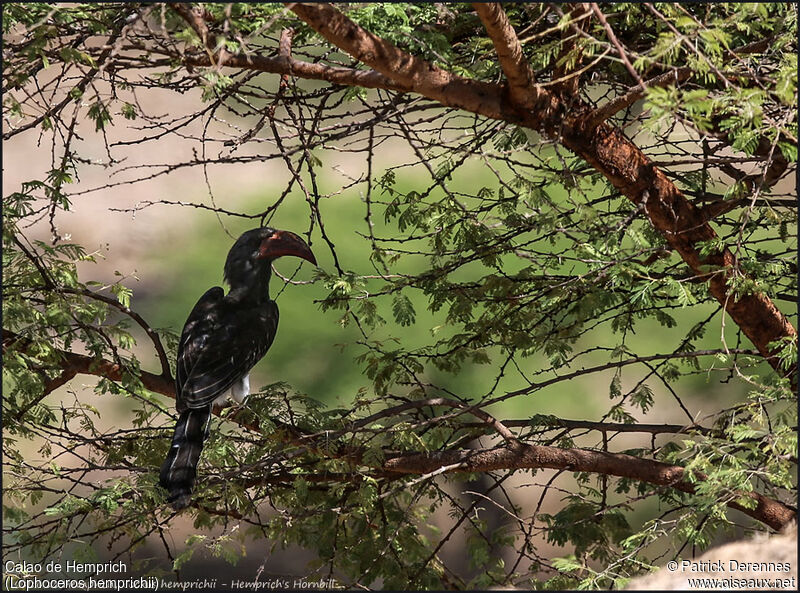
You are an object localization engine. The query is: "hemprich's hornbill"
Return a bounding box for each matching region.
[159,227,316,510]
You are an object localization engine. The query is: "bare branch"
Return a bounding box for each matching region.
[587,67,692,127]
[382,443,795,531]
[591,3,646,91]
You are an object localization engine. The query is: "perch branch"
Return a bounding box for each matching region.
[3,328,793,530]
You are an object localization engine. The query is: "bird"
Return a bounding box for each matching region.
[159,227,316,510]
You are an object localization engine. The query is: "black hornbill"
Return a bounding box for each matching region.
[159,227,316,510]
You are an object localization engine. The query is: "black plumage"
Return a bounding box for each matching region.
[159,227,315,510]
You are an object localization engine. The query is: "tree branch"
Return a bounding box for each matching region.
[11,235,173,381]
[3,329,793,530]
[381,443,795,531]
[282,2,795,374]
[185,49,409,92]
[3,20,126,141]
[549,3,592,96]
[587,67,692,127]
[486,417,717,437]
[287,2,518,121]
[2,329,174,399]
[60,286,173,382]
[590,3,646,91]
[587,33,786,128]
[169,3,217,51]
[169,3,409,93]
[471,3,543,110]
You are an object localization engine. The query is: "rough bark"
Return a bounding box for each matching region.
[472,2,542,109]
[286,2,796,376]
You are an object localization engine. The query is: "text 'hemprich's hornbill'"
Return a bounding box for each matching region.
[159,228,316,510]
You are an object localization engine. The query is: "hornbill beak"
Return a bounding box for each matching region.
[257,230,317,265]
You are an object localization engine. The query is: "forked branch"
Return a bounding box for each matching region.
[283,2,796,375]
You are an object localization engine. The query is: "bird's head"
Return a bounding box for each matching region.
[224,227,316,290]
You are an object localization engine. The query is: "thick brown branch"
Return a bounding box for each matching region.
[2,329,173,398]
[278,26,293,59]
[285,2,795,375]
[287,3,516,121]
[382,444,795,531]
[472,3,542,109]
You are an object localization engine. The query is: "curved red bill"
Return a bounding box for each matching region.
[257,230,317,265]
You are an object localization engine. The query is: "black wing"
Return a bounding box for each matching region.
[175,288,279,411]
[175,286,223,405]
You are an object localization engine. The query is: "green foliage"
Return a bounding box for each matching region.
[2,1,796,590]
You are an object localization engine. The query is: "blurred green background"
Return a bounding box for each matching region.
[135,163,755,429]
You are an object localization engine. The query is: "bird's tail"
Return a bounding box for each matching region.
[159,407,212,510]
